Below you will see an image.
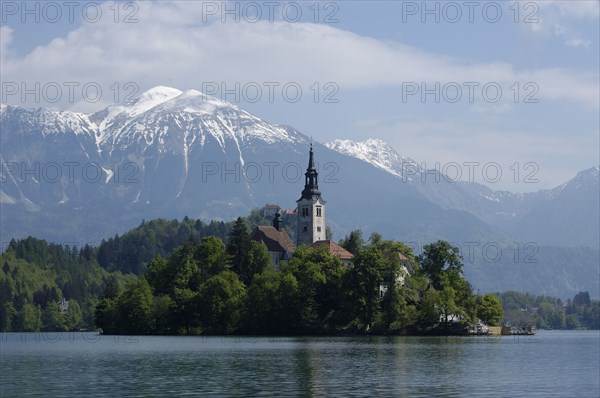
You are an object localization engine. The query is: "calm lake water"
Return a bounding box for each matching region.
[1,331,598,397]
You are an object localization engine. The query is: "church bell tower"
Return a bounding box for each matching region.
[296,143,326,245]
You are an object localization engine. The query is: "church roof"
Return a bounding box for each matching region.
[250,226,296,254]
[311,240,354,260]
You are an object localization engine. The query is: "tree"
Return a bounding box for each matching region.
[418,240,463,290]
[573,291,591,308]
[477,294,503,326]
[349,246,385,331]
[0,301,17,332]
[340,230,364,255]
[244,268,300,334]
[64,299,83,330]
[227,217,251,281]
[146,255,170,295]
[102,275,121,300]
[438,283,460,331]
[244,241,271,285]
[196,236,228,278]
[115,278,154,334]
[199,271,246,334]
[418,290,441,330]
[95,297,118,334]
[152,295,174,334]
[566,313,580,329]
[42,302,65,331]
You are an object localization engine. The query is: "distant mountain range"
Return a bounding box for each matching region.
[1,86,598,298]
[326,139,600,249]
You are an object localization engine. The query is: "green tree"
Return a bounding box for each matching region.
[245,241,271,285]
[573,291,591,307]
[41,302,65,331]
[477,294,503,326]
[284,245,346,333]
[64,299,83,330]
[243,268,300,334]
[152,295,174,334]
[227,217,251,279]
[0,301,17,332]
[340,230,364,255]
[146,255,170,295]
[566,313,580,329]
[95,298,118,334]
[199,271,246,334]
[349,245,385,331]
[15,303,42,332]
[418,240,463,290]
[418,290,441,330]
[102,275,121,300]
[196,236,228,278]
[115,278,154,334]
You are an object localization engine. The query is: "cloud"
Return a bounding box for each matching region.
[0,26,14,62]
[522,0,598,48]
[565,38,592,49]
[0,0,598,112]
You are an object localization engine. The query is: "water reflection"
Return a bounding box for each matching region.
[1,332,598,397]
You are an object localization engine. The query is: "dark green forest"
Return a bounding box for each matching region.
[1,213,598,334]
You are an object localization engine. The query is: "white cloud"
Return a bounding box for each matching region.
[0,0,597,112]
[565,38,593,48]
[0,26,14,62]
[522,0,598,48]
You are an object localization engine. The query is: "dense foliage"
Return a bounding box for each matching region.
[0,238,132,332]
[497,291,599,330]
[97,218,232,274]
[2,216,597,335]
[95,231,506,335]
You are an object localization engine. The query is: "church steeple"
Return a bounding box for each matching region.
[300,143,321,200]
[296,144,326,245]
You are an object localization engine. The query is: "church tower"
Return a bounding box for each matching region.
[296,143,326,245]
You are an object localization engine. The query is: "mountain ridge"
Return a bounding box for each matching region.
[1,86,598,297]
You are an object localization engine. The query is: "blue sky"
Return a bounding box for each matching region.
[1,0,598,191]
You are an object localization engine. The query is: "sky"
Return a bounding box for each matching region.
[1,0,598,192]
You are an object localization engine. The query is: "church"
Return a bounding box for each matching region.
[250,144,353,267]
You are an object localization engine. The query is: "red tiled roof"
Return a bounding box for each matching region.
[311,240,354,260]
[250,226,295,254]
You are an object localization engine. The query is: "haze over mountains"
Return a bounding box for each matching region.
[1,86,598,298]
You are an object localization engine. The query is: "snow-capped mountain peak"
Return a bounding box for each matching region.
[325,138,418,178]
[129,86,183,114]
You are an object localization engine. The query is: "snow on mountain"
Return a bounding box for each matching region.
[93,86,299,155]
[325,139,419,179]
[2,87,598,251]
[0,104,98,138]
[548,166,599,197]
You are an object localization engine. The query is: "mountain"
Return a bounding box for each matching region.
[1,86,598,298]
[0,87,506,246]
[326,139,599,249]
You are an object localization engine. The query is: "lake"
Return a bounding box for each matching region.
[1,331,598,397]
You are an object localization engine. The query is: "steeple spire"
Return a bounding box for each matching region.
[300,143,320,200]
